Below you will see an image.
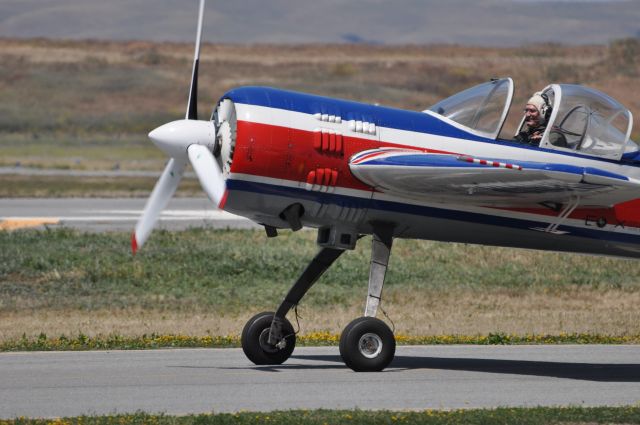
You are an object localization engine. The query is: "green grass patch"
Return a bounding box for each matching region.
[3,332,640,352]
[0,55,178,135]
[4,407,640,424]
[1,228,639,313]
[0,174,202,197]
[0,133,165,171]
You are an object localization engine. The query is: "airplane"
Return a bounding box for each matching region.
[132,0,640,371]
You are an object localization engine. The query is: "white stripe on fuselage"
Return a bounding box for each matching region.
[231,103,640,236]
[228,172,640,236]
[234,102,640,180]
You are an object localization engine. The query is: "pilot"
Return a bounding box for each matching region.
[514,92,549,146]
[515,92,568,148]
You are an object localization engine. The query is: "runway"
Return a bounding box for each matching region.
[2,345,640,418]
[0,197,256,231]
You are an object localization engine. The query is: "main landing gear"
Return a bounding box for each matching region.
[241,226,396,371]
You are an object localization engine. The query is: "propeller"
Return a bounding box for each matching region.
[132,0,225,254]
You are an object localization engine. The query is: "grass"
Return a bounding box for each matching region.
[1,38,639,173]
[2,34,640,331]
[0,133,165,172]
[2,228,640,341]
[0,174,202,197]
[2,36,639,424]
[3,332,640,352]
[3,228,640,312]
[4,407,640,424]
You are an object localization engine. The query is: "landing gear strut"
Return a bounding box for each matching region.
[241,247,344,366]
[240,225,396,371]
[339,227,395,371]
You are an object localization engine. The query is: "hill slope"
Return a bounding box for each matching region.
[1,0,639,46]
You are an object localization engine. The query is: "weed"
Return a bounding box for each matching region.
[2,228,640,341]
[3,407,640,424]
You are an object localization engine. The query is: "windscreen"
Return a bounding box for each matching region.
[428,78,512,139]
[546,84,632,160]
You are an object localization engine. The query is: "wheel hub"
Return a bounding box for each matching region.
[358,333,383,359]
[258,328,282,353]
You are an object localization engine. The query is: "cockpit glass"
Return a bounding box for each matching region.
[624,139,639,155]
[427,78,512,139]
[543,84,632,160]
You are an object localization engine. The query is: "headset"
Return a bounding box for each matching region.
[539,92,552,123]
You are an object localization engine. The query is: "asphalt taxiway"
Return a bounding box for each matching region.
[0,197,256,231]
[1,345,639,418]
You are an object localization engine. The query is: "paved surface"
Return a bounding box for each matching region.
[0,166,174,178]
[0,198,256,231]
[1,345,640,418]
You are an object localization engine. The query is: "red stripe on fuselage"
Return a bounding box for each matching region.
[229,116,640,227]
[493,205,640,229]
[231,120,455,191]
[230,120,368,191]
[614,199,640,227]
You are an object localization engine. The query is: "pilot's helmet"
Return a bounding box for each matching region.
[526,92,551,125]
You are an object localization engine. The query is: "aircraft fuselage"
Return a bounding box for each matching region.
[217,86,640,259]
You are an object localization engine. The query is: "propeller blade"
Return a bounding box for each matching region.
[186,0,206,120]
[132,158,186,254]
[187,144,226,207]
[133,0,215,255]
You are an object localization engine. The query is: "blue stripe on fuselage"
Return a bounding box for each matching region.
[360,154,631,181]
[225,178,640,245]
[222,86,491,142]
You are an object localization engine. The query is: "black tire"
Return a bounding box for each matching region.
[339,317,395,372]
[241,311,296,365]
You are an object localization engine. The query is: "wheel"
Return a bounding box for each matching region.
[241,311,296,365]
[339,317,396,372]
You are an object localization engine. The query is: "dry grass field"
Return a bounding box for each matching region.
[2,229,640,342]
[1,37,639,172]
[2,38,640,342]
[1,287,640,341]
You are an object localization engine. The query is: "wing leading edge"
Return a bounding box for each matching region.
[349,149,640,207]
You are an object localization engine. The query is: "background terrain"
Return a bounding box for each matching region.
[1,37,640,341]
[2,0,640,46]
[2,38,639,174]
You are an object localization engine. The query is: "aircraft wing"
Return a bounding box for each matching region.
[349,148,640,207]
